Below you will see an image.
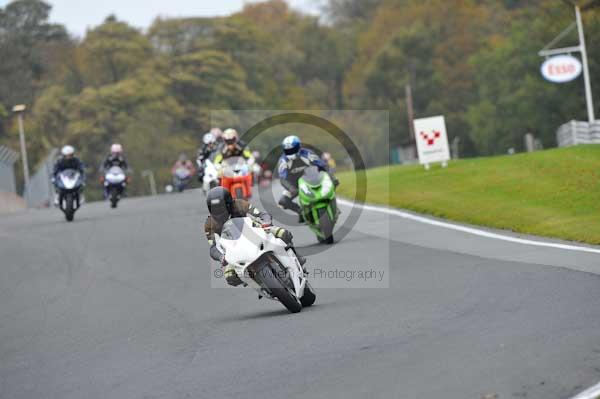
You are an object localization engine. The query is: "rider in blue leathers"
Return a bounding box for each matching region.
[277,135,338,221]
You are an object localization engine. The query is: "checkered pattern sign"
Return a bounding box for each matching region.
[414,115,450,165]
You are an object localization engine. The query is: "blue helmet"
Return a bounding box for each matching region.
[282,135,301,156]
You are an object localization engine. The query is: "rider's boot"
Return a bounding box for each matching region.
[224,264,243,286]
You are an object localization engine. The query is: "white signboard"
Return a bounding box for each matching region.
[541,55,582,83]
[414,115,450,166]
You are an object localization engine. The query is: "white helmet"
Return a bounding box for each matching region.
[223,128,239,144]
[111,143,123,154]
[61,145,75,156]
[203,133,216,145]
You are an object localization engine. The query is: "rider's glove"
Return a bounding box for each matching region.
[276,228,293,245]
[332,175,340,187]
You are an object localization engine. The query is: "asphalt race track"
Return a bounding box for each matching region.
[2,188,600,399]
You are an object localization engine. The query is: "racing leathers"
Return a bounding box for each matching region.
[52,156,86,182]
[204,199,301,286]
[102,154,128,172]
[213,141,254,166]
[172,160,196,175]
[277,148,336,216]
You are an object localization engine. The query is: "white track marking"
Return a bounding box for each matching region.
[569,382,600,399]
[337,199,600,255]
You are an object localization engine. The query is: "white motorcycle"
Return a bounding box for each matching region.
[104,166,127,208]
[54,169,84,222]
[198,158,219,194]
[216,217,316,313]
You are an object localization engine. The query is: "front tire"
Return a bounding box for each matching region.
[317,208,334,244]
[109,187,119,208]
[256,263,301,313]
[64,193,74,222]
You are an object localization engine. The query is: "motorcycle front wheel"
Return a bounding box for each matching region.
[317,207,334,244]
[255,263,301,313]
[64,193,75,222]
[109,186,119,208]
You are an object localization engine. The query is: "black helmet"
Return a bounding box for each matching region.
[206,187,233,222]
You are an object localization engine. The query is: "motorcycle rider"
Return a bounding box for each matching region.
[101,143,128,198]
[102,143,128,172]
[172,153,196,175]
[196,132,219,181]
[277,135,338,221]
[52,145,86,205]
[204,186,305,286]
[213,128,254,167]
[210,127,224,146]
[321,152,337,174]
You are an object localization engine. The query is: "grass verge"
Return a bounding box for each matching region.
[337,145,600,245]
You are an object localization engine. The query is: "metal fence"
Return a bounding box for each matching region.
[0,145,19,194]
[557,120,600,147]
[25,148,58,208]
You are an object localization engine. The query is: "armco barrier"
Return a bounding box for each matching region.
[0,145,19,194]
[25,148,58,208]
[557,120,600,147]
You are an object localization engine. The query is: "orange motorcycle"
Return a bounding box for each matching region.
[219,156,253,200]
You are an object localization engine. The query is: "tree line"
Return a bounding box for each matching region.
[0,0,598,197]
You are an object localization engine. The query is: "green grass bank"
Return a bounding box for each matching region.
[337,145,600,245]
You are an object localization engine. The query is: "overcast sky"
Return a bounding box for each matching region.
[0,0,322,37]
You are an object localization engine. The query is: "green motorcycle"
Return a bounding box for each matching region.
[298,166,339,244]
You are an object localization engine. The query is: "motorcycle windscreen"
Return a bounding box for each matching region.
[222,157,249,177]
[59,169,81,189]
[221,217,246,240]
[303,166,322,187]
[106,167,125,183]
[107,166,124,175]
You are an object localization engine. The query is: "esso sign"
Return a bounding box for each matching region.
[541,55,582,83]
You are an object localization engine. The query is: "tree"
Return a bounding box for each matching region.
[466,4,599,154]
[166,49,261,131]
[0,0,69,107]
[78,16,152,86]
